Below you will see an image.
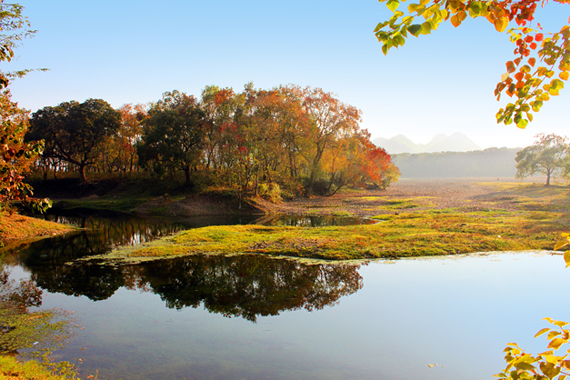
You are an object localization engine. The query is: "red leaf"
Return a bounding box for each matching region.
[529,57,536,67]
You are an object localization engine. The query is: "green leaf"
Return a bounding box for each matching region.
[408,24,422,36]
[387,0,400,12]
[374,22,388,32]
[421,21,432,34]
[514,361,535,371]
[469,2,482,17]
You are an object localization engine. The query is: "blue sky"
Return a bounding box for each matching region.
[3,0,569,148]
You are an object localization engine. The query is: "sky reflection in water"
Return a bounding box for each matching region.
[16,251,568,380]
[5,215,569,379]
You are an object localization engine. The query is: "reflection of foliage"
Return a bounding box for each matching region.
[0,264,73,357]
[496,318,570,380]
[11,216,364,321]
[127,255,363,322]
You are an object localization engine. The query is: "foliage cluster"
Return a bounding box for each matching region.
[495,319,570,379]
[27,85,399,199]
[375,0,569,128]
[0,1,49,213]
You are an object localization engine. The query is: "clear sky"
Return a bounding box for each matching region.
[3,0,569,149]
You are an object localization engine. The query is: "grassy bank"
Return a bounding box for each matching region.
[0,212,76,247]
[49,180,570,262]
[97,209,565,262]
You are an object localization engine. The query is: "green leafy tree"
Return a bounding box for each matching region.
[27,99,122,184]
[375,0,569,128]
[515,133,569,185]
[137,90,205,187]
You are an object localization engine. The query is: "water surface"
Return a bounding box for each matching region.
[4,215,568,379]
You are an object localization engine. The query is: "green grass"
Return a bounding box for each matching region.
[80,181,570,262]
[96,208,564,262]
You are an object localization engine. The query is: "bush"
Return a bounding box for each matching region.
[258,182,282,203]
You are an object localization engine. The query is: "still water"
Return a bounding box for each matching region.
[4,215,569,379]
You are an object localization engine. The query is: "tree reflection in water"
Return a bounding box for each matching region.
[124,255,363,322]
[9,214,364,322]
[24,252,363,322]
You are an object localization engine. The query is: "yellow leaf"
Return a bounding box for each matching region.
[494,16,509,32]
[501,72,509,81]
[535,328,550,338]
[548,338,565,350]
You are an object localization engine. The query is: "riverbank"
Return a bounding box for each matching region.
[86,178,570,262]
[0,211,76,247]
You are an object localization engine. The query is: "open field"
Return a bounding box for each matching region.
[89,178,570,262]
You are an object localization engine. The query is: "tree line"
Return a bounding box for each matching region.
[25,84,399,199]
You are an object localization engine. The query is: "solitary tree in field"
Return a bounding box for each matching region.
[515,133,569,185]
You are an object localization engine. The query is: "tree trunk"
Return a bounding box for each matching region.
[79,164,88,184]
[184,165,191,185]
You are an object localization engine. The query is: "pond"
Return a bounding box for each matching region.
[3,214,569,379]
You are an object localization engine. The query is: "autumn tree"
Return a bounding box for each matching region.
[137,91,205,187]
[301,87,362,195]
[95,103,146,175]
[0,89,49,211]
[375,0,569,128]
[27,99,122,184]
[515,133,569,185]
[0,2,49,212]
[200,85,242,172]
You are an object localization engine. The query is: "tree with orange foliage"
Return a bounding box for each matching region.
[302,87,362,195]
[0,90,49,212]
[375,0,569,128]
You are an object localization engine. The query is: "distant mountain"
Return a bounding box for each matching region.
[373,132,481,154]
